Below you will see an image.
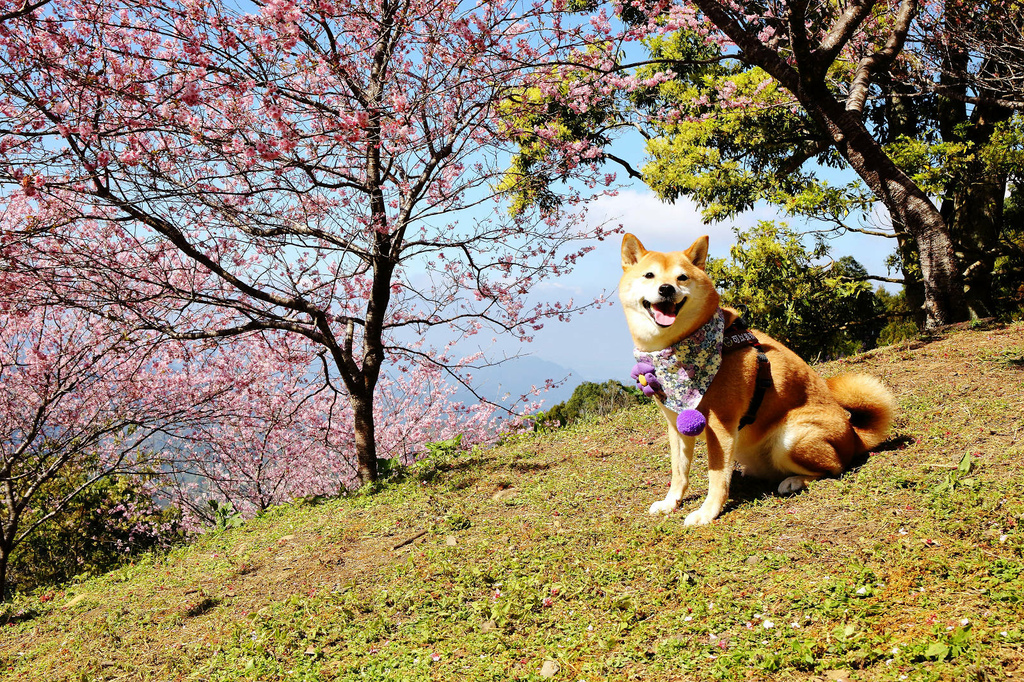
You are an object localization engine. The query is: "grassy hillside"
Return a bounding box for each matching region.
[2,323,1023,682]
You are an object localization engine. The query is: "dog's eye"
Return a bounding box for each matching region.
[677,274,689,282]
[644,272,655,279]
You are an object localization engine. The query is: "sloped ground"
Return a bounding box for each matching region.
[2,323,1023,682]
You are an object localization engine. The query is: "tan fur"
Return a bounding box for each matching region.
[619,234,895,525]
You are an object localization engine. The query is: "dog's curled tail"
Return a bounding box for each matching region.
[827,373,895,451]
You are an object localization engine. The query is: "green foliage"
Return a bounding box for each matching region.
[373,456,405,482]
[496,81,616,217]
[995,185,1024,314]
[931,452,977,500]
[423,433,464,461]
[635,32,871,224]
[8,471,181,595]
[707,222,886,360]
[885,116,1024,316]
[886,116,1024,200]
[364,435,470,492]
[869,116,1024,317]
[208,500,244,532]
[885,135,975,198]
[876,288,919,346]
[533,380,650,429]
[412,434,465,484]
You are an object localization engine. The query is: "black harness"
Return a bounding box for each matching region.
[722,312,772,430]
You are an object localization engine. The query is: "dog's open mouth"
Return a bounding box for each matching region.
[643,297,686,327]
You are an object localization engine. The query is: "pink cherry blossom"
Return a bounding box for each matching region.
[0,0,613,487]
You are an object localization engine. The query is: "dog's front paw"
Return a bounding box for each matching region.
[648,498,679,515]
[683,506,719,526]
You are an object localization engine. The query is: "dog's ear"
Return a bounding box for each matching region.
[685,235,709,270]
[621,234,647,270]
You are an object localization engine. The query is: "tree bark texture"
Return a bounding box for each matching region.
[351,392,379,485]
[691,0,969,328]
[815,102,967,327]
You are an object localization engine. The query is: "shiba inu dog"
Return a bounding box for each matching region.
[619,234,894,526]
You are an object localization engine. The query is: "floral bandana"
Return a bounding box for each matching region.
[632,308,725,415]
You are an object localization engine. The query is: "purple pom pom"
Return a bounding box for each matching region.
[676,409,706,436]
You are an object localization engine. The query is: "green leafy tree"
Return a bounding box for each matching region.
[634,19,1024,323]
[707,222,886,360]
[995,189,1024,312]
[535,380,649,428]
[884,117,1024,319]
[876,288,919,346]
[507,1,1024,327]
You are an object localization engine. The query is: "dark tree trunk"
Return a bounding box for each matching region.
[936,48,1012,319]
[348,247,396,487]
[691,0,970,329]
[0,543,11,603]
[351,391,379,485]
[942,173,1006,319]
[808,99,968,328]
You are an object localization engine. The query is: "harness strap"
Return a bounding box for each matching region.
[738,350,772,430]
[722,316,773,431]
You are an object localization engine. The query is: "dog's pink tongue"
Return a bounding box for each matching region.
[652,304,676,326]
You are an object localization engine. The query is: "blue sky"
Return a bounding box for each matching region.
[476,179,899,390]
[464,107,905,393]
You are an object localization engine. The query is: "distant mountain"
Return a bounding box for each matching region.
[452,355,589,411]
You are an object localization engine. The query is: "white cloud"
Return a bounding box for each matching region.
[589,189,710,243]
[587,188,768,254]
[531,280,585,296]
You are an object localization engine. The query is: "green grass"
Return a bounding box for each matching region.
[2,323,1023,681]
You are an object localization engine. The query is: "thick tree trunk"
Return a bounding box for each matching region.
[0,542,11,603]
[942,175,1005,319]
[351,392,379,485]
[807,100,968,328]
[348,250,395,487]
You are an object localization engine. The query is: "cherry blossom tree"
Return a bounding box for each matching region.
[147,331,347,529]
[0,0,614,486]
[163,356,500,528]
[0,0,50,23]
[0,245,500,595]
[0,298,247,600]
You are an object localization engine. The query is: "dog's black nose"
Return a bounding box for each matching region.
[658,283,675,298]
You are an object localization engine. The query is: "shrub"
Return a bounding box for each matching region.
[8,470,182,595]
[534,380,650,429]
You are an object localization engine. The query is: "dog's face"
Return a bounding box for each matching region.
[618,234,720,351]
